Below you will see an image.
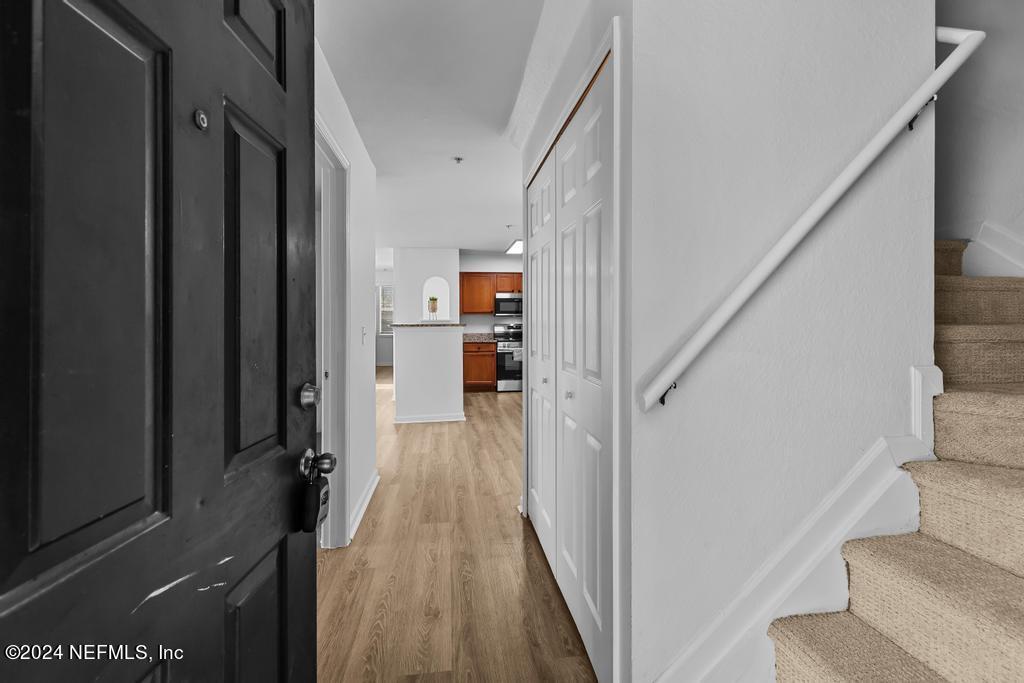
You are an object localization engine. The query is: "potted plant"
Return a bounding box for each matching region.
[427,296,438,320]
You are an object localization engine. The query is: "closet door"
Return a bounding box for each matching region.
[554,64,613,682]
[527,157,557,567]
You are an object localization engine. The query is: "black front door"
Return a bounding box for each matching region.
[0,0,318,679]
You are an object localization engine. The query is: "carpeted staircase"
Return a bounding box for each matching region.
[768,240,1024,681]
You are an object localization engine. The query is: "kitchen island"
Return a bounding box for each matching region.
[391,322,466,423]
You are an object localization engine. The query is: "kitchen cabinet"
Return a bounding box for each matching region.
[460,273,495,314]
[463,342,496,391]
[494,272,522,293]
[495,272,517,293]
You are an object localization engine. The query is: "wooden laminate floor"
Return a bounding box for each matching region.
[316,367,596,682]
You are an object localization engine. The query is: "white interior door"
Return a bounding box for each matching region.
[315,142,334,446]
[554,64,613,682]
[527,157,557,567]
[315,133,350,549]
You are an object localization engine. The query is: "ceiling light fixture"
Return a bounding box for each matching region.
[452,155,464,164]
[505,239,523,255]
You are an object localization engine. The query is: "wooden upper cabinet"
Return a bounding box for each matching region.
[460,272,495,314]
[514,272,523,292]
[495,272,518,293]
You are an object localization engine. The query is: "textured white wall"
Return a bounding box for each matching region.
[936,1,1024,266]
[314,39,379,543]
[628,2,935,680]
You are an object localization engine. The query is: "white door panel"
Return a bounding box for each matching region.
[554,64,613,682]
[527,158,557,567]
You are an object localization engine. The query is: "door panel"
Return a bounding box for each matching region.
[33,0,167,549]
[527,159,557,567]
[0,1,317,680]
[225,543,284,683]
[225,105,286,468]
[224,0,285,84]
[560,224,577,370]
[554,63,613,682]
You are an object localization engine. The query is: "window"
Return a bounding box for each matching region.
[377,284,394,335]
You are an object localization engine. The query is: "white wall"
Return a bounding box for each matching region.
[459,249,524,273]
[459,250,524,333]
[392,248,461,324]
[314,38,379,545]
[936,0,1024,273]
[628,2,934,680]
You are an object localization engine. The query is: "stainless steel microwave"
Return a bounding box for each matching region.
[494,292,523,317]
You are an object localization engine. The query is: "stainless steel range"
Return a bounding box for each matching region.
[493,322,522,392]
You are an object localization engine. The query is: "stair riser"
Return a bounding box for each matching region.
[848,560,1024,681]
[772,642,831,681]
[934,341,1024,384]
[915,484,1024,578]
[936,289,1024,325]
[936,245,965,276]
[934,409,1024,469]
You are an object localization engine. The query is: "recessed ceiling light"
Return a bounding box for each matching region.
[505,239,523,255]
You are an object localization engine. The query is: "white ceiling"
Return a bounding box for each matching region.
[316,0,544,251]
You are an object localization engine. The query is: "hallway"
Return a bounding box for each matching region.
[316,369,596,681]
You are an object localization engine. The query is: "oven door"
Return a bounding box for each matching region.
[496,349,523,391]
[494,294,523,317]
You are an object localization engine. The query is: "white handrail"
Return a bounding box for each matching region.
[639,26,985,412]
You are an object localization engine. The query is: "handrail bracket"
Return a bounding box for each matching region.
[908,94,938,131]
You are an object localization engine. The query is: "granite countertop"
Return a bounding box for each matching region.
[390,322,466,328]
[463,332,496,343]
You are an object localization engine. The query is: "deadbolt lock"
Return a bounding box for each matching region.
[299,382,321,410]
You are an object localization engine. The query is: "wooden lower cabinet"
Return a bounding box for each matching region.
[463,342,496,391]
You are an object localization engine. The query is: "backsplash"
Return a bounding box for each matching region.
[462,313,521,334]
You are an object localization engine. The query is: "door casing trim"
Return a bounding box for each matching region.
[313,111,354,549]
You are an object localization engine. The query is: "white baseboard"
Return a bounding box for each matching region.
[393,412,466,424]
[348,470,380,542]
[911,365,943,450]
[656,367,942,682]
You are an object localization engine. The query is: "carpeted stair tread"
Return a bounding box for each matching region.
[936,276,1024,324]
[935,324,1024,384]
[904,461,1024,577]
[844,533,1024,681]
[770,611,944,682]
[934,384,1024,468]
[936,240,967,276]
